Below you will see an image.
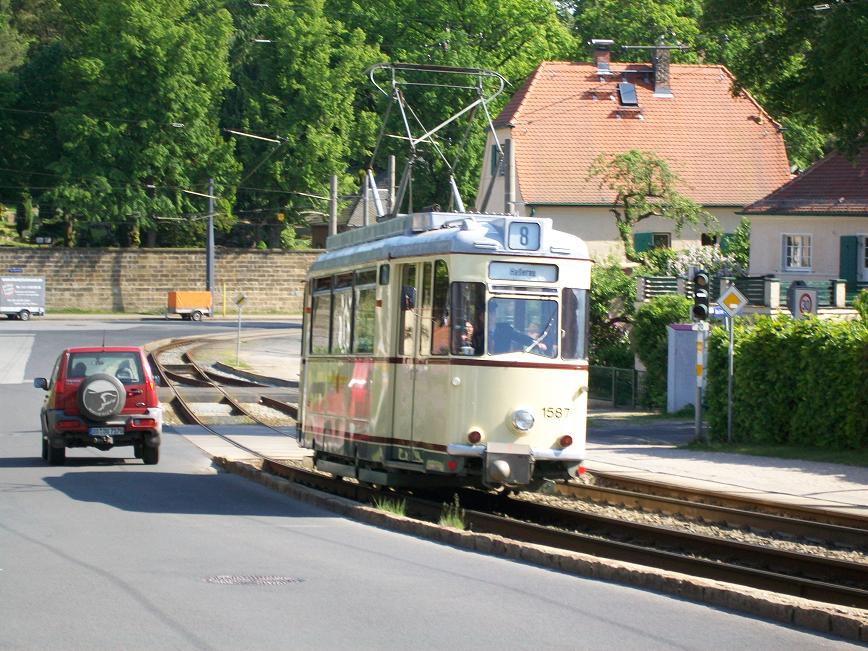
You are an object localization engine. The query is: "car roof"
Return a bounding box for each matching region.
[65,346,144,354]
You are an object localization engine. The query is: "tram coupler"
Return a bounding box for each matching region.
[484,442,532,486]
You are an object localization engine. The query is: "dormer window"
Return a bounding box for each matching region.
[617,82,638,107]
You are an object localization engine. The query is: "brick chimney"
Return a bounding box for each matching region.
[653,35,672,97]
[590,39,614,76]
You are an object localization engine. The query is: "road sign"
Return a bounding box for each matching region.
[793,288,817,320]
[718,286,748,318]
[235,293,247,307]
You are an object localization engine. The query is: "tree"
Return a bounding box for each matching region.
[45,0,240,247]
[587,149,717,263]
[703,0,868,157]
[0,1,28,72]
[326,0,576,210]
[222,0,381,248]
[14,191,32,239]
[589,260,635,367]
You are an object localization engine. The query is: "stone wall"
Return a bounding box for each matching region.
[0,247,321,314]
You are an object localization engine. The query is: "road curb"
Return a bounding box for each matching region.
[214,457,867,642]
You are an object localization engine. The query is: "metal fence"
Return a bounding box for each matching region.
[588,366,646,408]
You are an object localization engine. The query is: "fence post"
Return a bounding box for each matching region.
[764,277,780,309]
[833,279,846,308]
[610,368,616,408]
[636,277,646,303]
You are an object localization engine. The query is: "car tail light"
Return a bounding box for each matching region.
[129,418,156,428]
[58,419,86,432]
[559,435,573,448]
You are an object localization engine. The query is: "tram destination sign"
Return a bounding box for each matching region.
[488,261,558,283]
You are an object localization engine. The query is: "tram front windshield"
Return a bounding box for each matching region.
[487,297,557,357]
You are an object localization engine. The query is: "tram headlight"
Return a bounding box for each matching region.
[511,408,535,432]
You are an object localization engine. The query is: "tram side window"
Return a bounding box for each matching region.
[431,260,450,355]
[353,270,377,353]
[449,282,485,356]
[561,288,589,360]
[310,277,332,354]
[332,273,353,354]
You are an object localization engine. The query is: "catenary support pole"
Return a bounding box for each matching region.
[206,178,215,293]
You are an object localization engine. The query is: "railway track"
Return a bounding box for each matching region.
[148,335,868,611]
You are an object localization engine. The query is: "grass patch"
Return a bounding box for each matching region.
[438,494,465,529]
[684,440,868,468]
[372,495,406,517]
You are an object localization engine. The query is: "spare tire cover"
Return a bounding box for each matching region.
[77,373,126,421]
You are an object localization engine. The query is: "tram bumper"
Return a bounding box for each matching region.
[447,442,585,486]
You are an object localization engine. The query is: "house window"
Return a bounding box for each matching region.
[701,233,718,246]
[490,145,505,177]
[652,233,671,249]
[782,234,812,270]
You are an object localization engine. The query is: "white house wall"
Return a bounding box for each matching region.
[749,215,868,280]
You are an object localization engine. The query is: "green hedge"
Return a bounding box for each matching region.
[632,294,691,409]
[707,317,868,449]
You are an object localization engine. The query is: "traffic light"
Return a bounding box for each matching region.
[692,270,710,321]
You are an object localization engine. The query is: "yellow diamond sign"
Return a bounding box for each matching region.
[719,286,748,317]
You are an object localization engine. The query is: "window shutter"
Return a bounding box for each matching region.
[634,232,653,253]
[839,235,858,288]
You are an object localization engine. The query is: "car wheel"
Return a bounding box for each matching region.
[191,310,203,322]
[46,442,65,466]
[41,437,48,460]
[76,373,126,421]
[18,309,31,321]
[134,443,143,459]
[142,445,159,465]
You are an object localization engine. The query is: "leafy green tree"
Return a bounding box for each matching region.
[46,0,239,246]
[589,259,636,367]
[222,0,380,248]
[587,149,717,263]
[327,0,576,209]
[703,0,868,157]
[14,191,32,239]
[567,0,705,62]
[0,1,28,72]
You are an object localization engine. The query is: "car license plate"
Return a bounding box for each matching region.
[89,427,123,437]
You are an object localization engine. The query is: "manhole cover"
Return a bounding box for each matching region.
[205,575,305,586]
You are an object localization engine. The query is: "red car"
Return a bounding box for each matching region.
[34,346,163,465]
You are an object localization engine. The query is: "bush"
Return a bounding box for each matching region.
[589,260,635,367]
[706,316,867,449]
[854,289,868,321]
[631,294,691,408]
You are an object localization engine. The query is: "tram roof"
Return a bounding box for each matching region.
[309,211,589,274]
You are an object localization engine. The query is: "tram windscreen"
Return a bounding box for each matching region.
[561,288,589,360]
[487,297,557,357]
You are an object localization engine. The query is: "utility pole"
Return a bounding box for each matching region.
[329,174,338,237]
[206,178,215,293]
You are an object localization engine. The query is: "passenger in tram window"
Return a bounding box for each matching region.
[525,322,548,353]
[488,301,534,354]
[458,321,476,355]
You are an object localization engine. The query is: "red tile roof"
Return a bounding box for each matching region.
[742,148,868,215]
[495,61,792,206]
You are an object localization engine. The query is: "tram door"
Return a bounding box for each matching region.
[391,262,428,463]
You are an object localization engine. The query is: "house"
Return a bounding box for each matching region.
[742,148,868,299]
[475,40,793,261]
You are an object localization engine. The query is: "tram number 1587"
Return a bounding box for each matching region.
[543,407,570,419]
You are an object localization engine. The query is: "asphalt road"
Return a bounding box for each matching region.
[0,319,859,650]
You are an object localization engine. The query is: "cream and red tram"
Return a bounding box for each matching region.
[299,211,591,489]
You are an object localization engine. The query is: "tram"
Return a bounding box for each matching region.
[298,210,592,490]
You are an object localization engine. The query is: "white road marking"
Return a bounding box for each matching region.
[0,335,35,384]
